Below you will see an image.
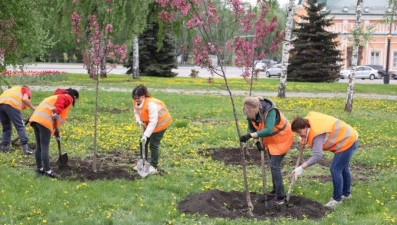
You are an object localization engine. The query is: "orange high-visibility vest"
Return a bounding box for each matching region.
[133,97,172,133]
[29,95,72,134]
[252,108,294,155]
[306,111,358,153]
[0,86,26,111]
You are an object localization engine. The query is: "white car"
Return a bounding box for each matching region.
[340,66,381,80]
[254,59,276,71]
[265,64,282,77]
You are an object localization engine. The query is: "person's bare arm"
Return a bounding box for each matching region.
[22,93,36,110]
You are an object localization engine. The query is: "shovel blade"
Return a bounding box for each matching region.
[137,159,150,178]
[56,152,68,166]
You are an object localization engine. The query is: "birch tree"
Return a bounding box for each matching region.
[344,0,363,112]
[277,0,295,98]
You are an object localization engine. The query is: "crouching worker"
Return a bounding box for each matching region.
[29,89,79,178]
[291,111,358,207]
[132,85,172,175]
[240,97,294,205]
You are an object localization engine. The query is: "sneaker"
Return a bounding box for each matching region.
[148,166,157,174]
[273,197,286,205]
[44,170,59,179]
[133,165,138,171]
[325,198,342,207]
[342,194,352,200]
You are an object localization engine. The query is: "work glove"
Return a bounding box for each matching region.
[141,136,147,144]
[292,166,304,180]
[136,120,144,126]
[255,141,264,152]
[239,133,252,143]
[52,112,60,121]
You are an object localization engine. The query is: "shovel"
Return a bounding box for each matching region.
[286,144,304,207]
[259,140,273,208]
[136,127,150,178]
[54,121,68,167]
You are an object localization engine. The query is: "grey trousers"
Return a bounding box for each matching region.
[0,104,29,146]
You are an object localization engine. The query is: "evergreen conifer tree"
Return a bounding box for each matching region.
[125,4,177,77]
[287,0,342,82]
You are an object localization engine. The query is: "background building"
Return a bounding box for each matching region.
[296,0,395,70]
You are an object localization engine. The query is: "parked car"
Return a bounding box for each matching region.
[364,64,386,77]
[265,64,282,77]
[392,71,397,80]
[340,66,381,80]
[254,59,276,71]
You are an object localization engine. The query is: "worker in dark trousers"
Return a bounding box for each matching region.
[0,86,36,154]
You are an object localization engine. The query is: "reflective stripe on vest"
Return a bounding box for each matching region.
[252,108,294,155]
[306,111,358,153]
[29,95,71,133]
[134,97,172,133]
[0,87,24,110]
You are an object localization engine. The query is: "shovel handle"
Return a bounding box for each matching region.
[287,144,305,202]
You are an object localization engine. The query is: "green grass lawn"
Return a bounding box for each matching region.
[1,74,397,224]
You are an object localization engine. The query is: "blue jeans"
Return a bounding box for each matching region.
[330,140,358,201]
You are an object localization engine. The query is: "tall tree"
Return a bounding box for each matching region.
[344,0,363,112]
[277,0,295,98]
[125,4,177,77]
[0,0,55,72]
[288,0,342,82]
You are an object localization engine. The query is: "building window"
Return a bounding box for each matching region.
[393,52,397,68]
[370,51,380,65]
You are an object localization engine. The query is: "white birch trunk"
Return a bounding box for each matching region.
[132,34,140,79]
[0,51,4,72]
[345,0,363,112]
[277,0,295,98]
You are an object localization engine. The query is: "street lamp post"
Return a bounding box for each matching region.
[384,34,392,84]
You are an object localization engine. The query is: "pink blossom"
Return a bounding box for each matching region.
[105,24,113,33]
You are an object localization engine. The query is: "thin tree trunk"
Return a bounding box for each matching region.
[100,34,107,78]
[345,0,363,112]
[278,0,295,98]
[92,78,99,173]
[132,34,139,79]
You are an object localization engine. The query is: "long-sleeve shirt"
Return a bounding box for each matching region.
[248,109,276,137]
[53,94,73,115]
[305,133,325,167]
[134,99,158,138]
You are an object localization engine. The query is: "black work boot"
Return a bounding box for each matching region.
[22,144,33,155]
[1,146,9,153]
[44,170,59,179]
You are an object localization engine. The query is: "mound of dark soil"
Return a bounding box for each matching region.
[178,189,331,220]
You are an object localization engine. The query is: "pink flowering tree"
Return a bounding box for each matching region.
[70,1,127,79]
[156,0,283,212]
[70,0,127,172]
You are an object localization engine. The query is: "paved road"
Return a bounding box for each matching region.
[7,63,397,84]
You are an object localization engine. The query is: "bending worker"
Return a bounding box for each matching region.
[291,111,358,207]
[0,86,36,154]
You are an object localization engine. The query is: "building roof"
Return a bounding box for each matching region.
[297,0,392,15]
